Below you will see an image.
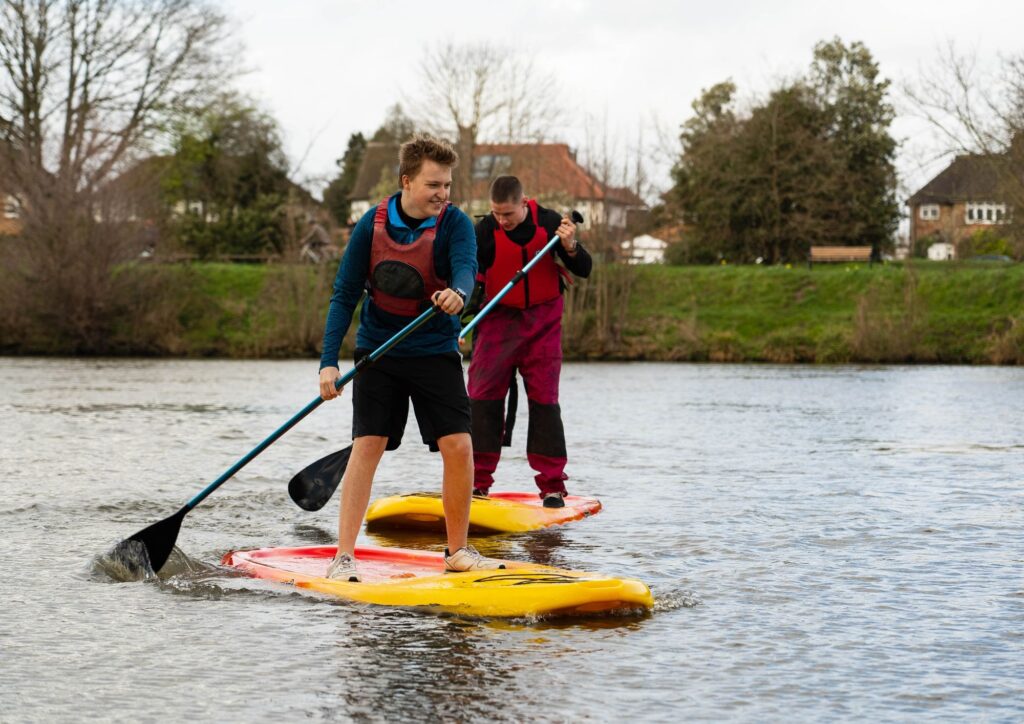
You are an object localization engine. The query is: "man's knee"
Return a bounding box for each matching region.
[352,435,389,459]
[526,402,566,458]
[437,432,472,461]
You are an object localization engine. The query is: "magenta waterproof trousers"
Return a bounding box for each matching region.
[467,297,569,495]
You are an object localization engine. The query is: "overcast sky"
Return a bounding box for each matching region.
[221,0,1024,206]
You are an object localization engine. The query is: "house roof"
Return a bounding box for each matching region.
[104,155,172,191]
[350,142,400,201]
[907,154,1008,205]
[350,141,646,207]
[469,143,645,206]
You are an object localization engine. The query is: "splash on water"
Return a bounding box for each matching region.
[92,542,208,582]
[94,539,156,582]
[653,587,702,612]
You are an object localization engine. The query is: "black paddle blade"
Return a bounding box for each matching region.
[288,445,352,511]
[112,505,188,575]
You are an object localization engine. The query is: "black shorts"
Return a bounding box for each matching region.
[351,349,471,451]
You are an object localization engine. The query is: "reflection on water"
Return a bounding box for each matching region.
[2,358,1023,720]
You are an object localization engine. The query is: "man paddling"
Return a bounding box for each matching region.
[465,176,592,507]
[318,135,505,581]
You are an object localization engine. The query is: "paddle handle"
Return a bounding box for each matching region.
[185,305,439,510]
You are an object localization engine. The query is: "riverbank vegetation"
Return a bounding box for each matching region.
[606,261,1024,364]
[2,260,1022,364]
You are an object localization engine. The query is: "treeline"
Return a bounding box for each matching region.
[656,39,1024,264]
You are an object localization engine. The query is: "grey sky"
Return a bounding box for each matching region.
[222,0,1024,208]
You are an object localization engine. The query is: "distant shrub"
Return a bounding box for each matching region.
[958,228,1013,259]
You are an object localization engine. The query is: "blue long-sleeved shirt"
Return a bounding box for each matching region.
[319,194,477,369]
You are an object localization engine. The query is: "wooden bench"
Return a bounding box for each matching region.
[808,245,873,268]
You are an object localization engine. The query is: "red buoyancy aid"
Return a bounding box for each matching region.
[368,196,448,316]
[485,199,561,309]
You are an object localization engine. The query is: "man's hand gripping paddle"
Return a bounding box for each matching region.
[113,304,440,573]
[288,210,585,512]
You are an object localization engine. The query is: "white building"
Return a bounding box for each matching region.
[620,234,668,264]
[927,242,955,261]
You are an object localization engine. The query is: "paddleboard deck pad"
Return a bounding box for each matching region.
[364,491,601,534]
[222,545,652,618]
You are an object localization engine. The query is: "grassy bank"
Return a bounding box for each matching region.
[609,261,1024,364]
[2,260,1023,363]
[132,262,340,357]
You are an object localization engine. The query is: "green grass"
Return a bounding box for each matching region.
[620,262,1024,363]
[8,259,1023,363]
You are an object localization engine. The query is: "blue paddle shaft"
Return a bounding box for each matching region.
[459,234,564,340]
[185,305,438,510]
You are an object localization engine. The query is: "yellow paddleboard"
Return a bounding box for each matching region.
[365,491,601,534]
[222,545,653,619]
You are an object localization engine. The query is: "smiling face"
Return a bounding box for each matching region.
[400,160,452,219]
[490,196,529,232]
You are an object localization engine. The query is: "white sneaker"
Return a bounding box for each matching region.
[326,551,360,582]
[444,545,506,572]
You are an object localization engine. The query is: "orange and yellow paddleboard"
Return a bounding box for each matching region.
[365,492,601,534]
[222,545,652,619]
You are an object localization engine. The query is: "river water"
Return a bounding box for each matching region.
[1,358,1022,721]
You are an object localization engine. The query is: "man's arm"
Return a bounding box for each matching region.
[447,209,478,302]
[554,238,592,278]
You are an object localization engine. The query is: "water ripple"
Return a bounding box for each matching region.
[3,359,1024,720]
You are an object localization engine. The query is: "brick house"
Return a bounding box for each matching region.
[907,154,1010,258]
[347,142,646,239]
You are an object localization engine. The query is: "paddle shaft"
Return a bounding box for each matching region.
[459,207,583,339]
[185,304,438,510]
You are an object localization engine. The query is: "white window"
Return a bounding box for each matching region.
[965,202,1008,225]
[3,194,20,219]
[918,204,939,220]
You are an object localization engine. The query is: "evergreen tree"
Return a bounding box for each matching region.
[809,38,899,254]
[163,93,292,257]
[668,39,899,263]
[323,132,367,225]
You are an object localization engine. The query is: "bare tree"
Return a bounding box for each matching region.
[0,0,233,351]
[406,42,561,206]
[577,111,654,257]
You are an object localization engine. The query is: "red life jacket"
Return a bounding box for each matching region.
[485,199,561,309]
[368,195,448,316]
